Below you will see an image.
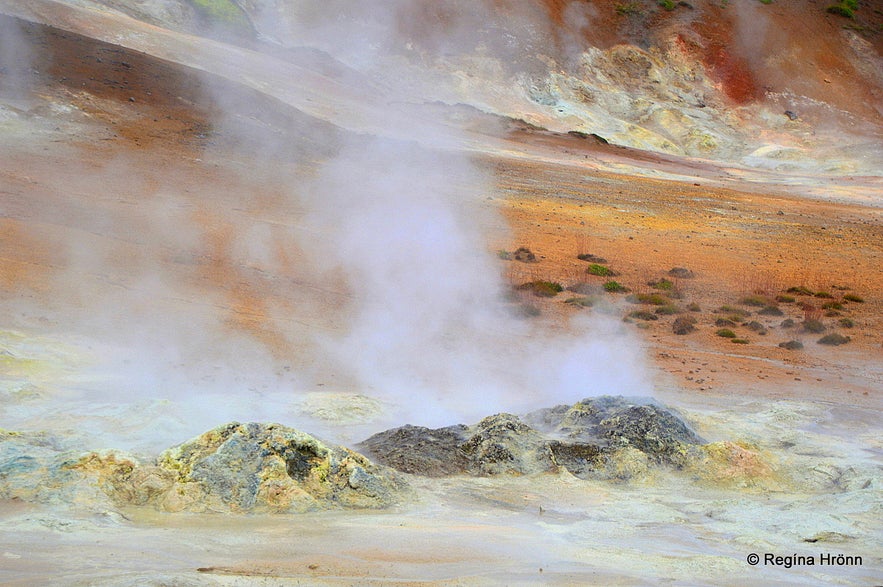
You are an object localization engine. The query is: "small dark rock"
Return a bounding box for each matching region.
[785,110,798,121]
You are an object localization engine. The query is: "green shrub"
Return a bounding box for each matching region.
[649,278,675,291]
[518,281,564,298]
[826,3,855,17]
[814,291,834,299]
[716,328,737,338]
[655,305,681,315]
[838,318,855,328]
[731,338,750,344]
[497,250,512,260]
[587,264,618,277]
[787,286,814,296]
[565,296,594,308]
[780,318,796,328]
[718,305,750,317]
[672,316,697,335]
[775,295,796,304]
[604,281,630,293]
[740,295,770,307]
[758,305,784,316]
[818,333,850,345]
[843,293,865,303]
[629,310,659,321]
[658,0,676,9]
[715,318,736,327]
[821,301,843,310]
[801,319,826,333]
[628,293,670,305]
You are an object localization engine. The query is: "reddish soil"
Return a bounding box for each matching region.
[1,12,880,412]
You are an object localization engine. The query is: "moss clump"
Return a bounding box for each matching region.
[775,294,796,304]
[731,338,750,344]
[629,293,670,305]
[716,328,737,338]
[801,319,826,334]
[629,310,659,321]
[604,281,630,293]
[672,316,697,335]
[843,293,864,303]
[648,278,675,291]
[740,295,771,307]
[587,264,618,277]
[565,296,594,308]
[813,291,834,299]
[655,305,681,315]
[658,0,676,9]
[787,286,814,296]
[517,281,563,298]
[817,333,850,346]
[826,2,856,17]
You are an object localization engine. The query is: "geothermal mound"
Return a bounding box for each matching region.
[0,397,785,514]
[1,423,409,513]
[359,396,706,480]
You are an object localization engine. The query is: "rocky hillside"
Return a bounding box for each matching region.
[2,0,881,171]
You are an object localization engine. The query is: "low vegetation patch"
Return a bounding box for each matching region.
[843,293,864,303]
[604,281,630,293]
[577,254,608,263]
[758,305,784,316]
[655,305,681,315]
[801,319,826,334]
[779,340,803,350]
[629,310,659,321]
[716,328,737,338]
[672,316,697,335]
[731,338,750,344]
[648,278,676,291]
[787,286,814,296]
[513,247,537,262]
[775,295,796,304]
[565,296,594,308]
[715,318,736,328]
[587,264,619,277]
[838,318,855,328]
[826,0,857,18]
[817,333,850,346]
[628,293,670,305]
[518,280,563,298]
[718,306,750,317]
[740,295,771,307]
